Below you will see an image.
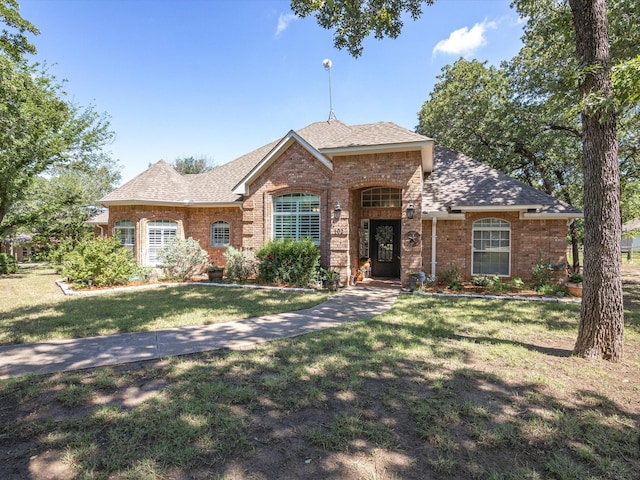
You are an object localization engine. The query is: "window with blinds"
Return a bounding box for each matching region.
[273,193,320,245]
[147,220,177,265]
[472,218,511,276]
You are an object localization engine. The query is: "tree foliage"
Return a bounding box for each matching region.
[291,0,430,57]
[0,5,115,240]
[0,0,38,61]
[171,156,216,175]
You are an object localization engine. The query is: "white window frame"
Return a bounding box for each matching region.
[147,220,178,266]
[272,193,321,245]
[210,220,230,247]
[361,187,402,208]
[471,218,511,276]
[113,220,135,254]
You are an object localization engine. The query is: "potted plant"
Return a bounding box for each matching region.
[566,272,583,297]
[322,268,340,292]
[205,265,224,281]
[408,271,426,291]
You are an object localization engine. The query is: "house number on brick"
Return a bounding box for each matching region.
[334,228,344,235]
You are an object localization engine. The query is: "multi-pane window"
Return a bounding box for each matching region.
[273,193,320,245]
[361,187,402,208]
[210,221,230,247]
[114,220,135,253]
[472,218,510,276]
[147,220,177,265]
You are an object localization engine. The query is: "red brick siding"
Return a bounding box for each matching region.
[421,213,568,282]
[104,205,242,267]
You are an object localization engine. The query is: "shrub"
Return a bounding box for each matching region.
[0,253,18,274]
[470,275,491,287]
[489,275,510,292]
[531,253,553,289]
[61,237,140,287]
[223,246,257,283]
[256,239,320,287]
[438,263,461,288]
[567,272,583,283]
[47,239,76,266]
[157,237,208,281]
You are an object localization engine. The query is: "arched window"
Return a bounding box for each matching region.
[113,220,135,253]
[361,187,402,208]
[210,221,230,247]
[273,193,320,245]
[147,220,177,265]
[472,218,511,276]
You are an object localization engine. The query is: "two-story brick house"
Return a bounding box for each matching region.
[94,120,582,286]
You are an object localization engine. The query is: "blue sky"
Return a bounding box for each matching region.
[20,0,525,184]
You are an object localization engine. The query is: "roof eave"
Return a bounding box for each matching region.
[100,200,242,208]
[520,212,584,220]
[453,204,543,212]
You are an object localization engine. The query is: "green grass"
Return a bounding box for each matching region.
[0,265,639,479]
[0,265,328,344]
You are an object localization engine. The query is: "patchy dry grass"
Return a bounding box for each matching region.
[0,265,328,344]
[0,264,639,479]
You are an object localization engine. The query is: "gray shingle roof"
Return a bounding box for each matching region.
[423,146,582,215]
[99,121,579,218]
[100,121,429,206]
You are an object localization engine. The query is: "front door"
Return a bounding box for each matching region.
[370,220,401,278]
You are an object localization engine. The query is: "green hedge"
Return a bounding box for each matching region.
[0,253,18,274]
[256,239,320,288]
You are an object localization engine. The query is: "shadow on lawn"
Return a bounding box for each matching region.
[2,291,639,479]
[0,286,326,345]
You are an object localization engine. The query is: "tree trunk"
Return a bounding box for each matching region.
[569,0,624,361]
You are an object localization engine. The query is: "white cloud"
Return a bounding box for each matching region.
[432,19,498,56]
[275,12,297,37]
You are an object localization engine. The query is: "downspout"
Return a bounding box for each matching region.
[98,226,104,238]
[431,217,437,278]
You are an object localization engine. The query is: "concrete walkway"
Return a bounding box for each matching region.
[0,287,398,379]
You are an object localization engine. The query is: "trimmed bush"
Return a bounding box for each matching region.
[223,246,258,283]
[256,239,320,288]
[0,253,18,274]
[61,237,140,287]
[158,237,208,281]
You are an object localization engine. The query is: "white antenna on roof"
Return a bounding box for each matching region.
[323,58,337,122]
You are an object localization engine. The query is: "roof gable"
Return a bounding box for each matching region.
[233,130,333,196]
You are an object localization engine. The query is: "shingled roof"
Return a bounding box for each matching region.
[99,121,431,206]
[423,146,582,216]
[98,121,580,219]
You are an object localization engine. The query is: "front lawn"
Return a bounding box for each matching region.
[0,265,328,345]
[0,264,638,479]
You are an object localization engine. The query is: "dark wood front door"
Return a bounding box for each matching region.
[370,220,401,278]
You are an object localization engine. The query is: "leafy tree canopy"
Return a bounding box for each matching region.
[0,4,115,239]
[171,156,216,175]
[0,0,38,61]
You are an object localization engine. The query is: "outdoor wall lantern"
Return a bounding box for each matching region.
[406,203,415,219]
[334,202,342,221]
